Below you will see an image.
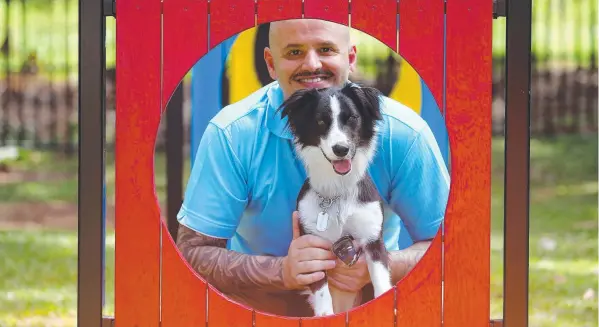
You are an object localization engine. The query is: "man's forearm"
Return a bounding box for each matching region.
[389,240,431,284]
[176,225,289,294]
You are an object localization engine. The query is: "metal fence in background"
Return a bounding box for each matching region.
[0,0,597,155]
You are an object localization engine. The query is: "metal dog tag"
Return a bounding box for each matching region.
[316,212,329,231]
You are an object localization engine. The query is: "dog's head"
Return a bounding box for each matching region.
[279,83,383,177]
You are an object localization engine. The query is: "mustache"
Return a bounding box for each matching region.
[292,69,334,79]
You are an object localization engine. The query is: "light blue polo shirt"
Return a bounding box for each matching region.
[177,81,450,256]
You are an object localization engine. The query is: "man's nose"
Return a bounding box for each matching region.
[302,50,322,71]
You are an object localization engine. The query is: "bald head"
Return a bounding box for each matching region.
[268,19,351,52]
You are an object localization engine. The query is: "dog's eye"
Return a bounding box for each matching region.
[317,120,325,126]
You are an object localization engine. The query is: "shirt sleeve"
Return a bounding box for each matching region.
[388,123,450,242]
[177,123,248,239]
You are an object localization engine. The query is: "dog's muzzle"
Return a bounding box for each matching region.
[332,235,362,267]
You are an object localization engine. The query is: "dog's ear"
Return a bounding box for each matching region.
[278,88,320,121]
[342,83,383,121]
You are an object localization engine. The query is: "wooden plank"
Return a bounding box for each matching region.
[162,0,208,109]
[209,0,256,49]
[303,0,349,26]
[350,0,398,51]
[161,225,208,327]
[208,285,254,326]
[254,312,301,327]
[395,234,443,326]
[395,1,445,326]
[399,0,445,109]
[301,312,347,327]
[256,0,303,25]
[444,0,493,326]
[347,287,395,326]
[114,0,162,325]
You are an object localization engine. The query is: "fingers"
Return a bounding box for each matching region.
[327,274,356,292]
[297,247,337,262]
[296,271,326,286]
[292,211,300,240]
[295,234,334,251]
[297,259,337,274]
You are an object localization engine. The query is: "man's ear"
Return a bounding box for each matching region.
[348,44,358,73]
[264,47,277,80]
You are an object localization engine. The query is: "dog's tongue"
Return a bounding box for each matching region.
[332,159,352,174]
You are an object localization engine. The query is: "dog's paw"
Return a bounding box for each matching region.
[314,305,335,317]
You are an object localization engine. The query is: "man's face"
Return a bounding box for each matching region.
[264,19,358,100]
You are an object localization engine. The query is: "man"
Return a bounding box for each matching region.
[176,19,450,316]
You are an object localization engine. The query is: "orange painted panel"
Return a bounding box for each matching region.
[396,234,443,326]
[301,312,347,327]
[395,1,445,326]
[210,0,256,48]
[347,287,395,326]
[161,224,208,327]
[303,0,349,26]
[444,0,493,326]
[256,0,303,25]
[162,0,208,109]
[350,0,398,52]
[208,285,254,326]
[114,0,162,325]
[254,311,301,327]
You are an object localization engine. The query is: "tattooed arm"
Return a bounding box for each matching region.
[176,224,289,294]
[389,240,431,284]
[176,222,337,297]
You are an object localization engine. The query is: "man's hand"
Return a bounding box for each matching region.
[326,244,371,293]
[282,212,337,290]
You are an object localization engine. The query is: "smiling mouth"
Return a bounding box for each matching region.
[295,76,330,84]
[320,148,353,175]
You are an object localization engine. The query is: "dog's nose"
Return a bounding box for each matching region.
[332,144,350,157]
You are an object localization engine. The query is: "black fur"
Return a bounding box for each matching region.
[279,83,383,151]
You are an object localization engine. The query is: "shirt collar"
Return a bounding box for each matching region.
[265,81,293,140]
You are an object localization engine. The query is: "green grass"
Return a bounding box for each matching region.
[0,134,597,326]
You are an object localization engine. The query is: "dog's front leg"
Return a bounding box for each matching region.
[307,276,335,316]
[364,240,393,297]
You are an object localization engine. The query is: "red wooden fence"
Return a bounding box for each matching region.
[115,0,492,325]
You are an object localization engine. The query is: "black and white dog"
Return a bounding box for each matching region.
[279,83,393,316]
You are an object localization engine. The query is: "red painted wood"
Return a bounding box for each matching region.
[394,1,445,326]
[254,311,301,327]
[350,0,397,51]
[162,0,208,109]
[210,0,256,49]
[114,0,162,325]
[256,0,303,25]
[301,312,347,327]
[160,2,210,326]
[399,0,445,110]
[347,287,395,326]
[303,0,349,26]
[444,0,493,326]
[161,224,208,327]
[396,234,442,326]
[208,285,254,326]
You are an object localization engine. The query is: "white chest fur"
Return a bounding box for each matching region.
[297,189,384,247]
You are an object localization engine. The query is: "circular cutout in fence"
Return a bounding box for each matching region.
[157,18,451,319]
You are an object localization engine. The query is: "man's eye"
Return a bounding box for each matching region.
[288,49,301,56]
[320,48,333,53]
